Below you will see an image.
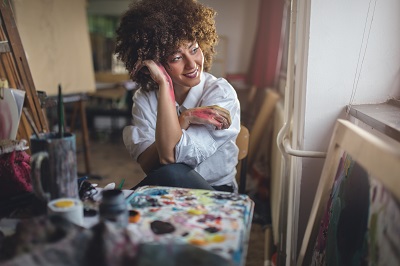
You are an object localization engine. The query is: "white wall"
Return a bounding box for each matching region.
[87,0,260,75]
[294,0,400,259]
[201,0,259,74]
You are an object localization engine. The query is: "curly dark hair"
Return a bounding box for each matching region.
[115,0,218,91]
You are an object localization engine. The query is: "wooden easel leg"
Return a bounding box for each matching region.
[78,100,91,174]
[70,102,79,132]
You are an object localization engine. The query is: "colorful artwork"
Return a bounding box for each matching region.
[367,176,400,265]
[311,153,400,265]
[126,186,254,266]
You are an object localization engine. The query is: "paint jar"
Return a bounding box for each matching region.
[48,198,84,226]
[99,189,128,228]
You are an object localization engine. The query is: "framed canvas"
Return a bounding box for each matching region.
[13,0,95,96]
[297,119,400,265]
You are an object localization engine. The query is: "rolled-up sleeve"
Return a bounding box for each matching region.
[175,126,217,167]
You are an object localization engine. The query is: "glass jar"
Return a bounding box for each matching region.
[99,189,128,228]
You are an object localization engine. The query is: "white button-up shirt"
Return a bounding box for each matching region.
[123,72,241,189]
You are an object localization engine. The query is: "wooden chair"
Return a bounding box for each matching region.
[236,125,250,194]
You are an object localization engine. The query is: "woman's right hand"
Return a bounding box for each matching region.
[134,60,175,103]
[179,105,231,130]
[133,60,172,88]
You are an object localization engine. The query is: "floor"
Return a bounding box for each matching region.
[75,130,269,266]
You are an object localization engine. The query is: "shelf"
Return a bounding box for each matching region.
[348,99,400,142]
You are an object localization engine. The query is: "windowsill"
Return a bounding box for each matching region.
[348,99,400,142]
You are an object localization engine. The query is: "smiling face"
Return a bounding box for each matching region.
[164,41,204,92]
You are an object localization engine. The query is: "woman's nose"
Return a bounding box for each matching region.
[185,56,196,69]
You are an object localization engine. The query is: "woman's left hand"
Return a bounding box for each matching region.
[179,105,231,130]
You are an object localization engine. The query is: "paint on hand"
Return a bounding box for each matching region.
[132,61,175,103]
[188,109,228,130]
[156,63,175,103]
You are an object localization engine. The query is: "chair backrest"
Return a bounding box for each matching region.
[236,125,250,194]
[237,125,249,160]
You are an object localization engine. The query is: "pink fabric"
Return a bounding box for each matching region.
[247,0,285,89]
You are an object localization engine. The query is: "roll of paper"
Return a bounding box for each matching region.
[48,198,84,226]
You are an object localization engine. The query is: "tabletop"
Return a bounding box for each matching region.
[85,186,254,266]
[0,186,254,265]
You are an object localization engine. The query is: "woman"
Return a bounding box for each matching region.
[115,0,240,192]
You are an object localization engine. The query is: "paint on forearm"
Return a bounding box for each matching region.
[165,74,175,103]
[158,64,175,103]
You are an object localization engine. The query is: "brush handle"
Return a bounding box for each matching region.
[58,84,64,138]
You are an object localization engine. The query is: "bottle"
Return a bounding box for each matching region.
[99,189,128,228]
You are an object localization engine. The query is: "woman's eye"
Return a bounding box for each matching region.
[192,47,199,54]
[171,56,181,62]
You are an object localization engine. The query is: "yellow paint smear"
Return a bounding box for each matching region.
[54,200,74,208]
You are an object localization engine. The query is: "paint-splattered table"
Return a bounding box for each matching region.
[126,186,254,266]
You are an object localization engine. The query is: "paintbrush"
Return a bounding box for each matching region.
[118,178,125,190]
[58,84,64,138]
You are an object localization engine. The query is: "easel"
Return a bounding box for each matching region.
[0,1,92,176]
[0,0,48,146]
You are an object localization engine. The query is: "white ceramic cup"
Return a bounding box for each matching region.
[47,198,84,226]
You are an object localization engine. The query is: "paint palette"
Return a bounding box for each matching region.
[126,186,254,266]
